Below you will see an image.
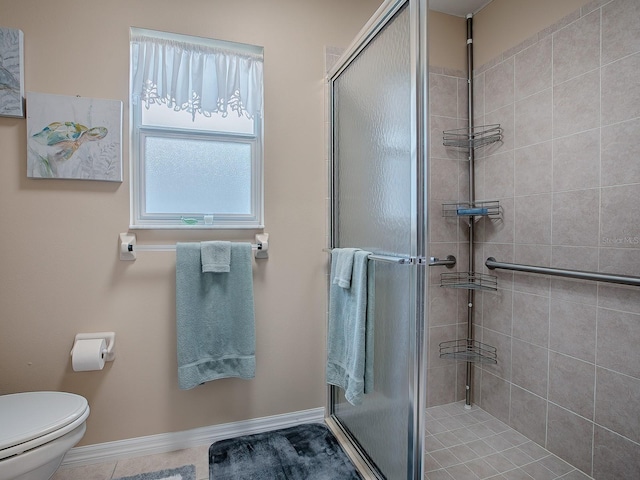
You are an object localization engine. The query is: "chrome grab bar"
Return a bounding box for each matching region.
[428,255,456,268]
[485,257,640,287]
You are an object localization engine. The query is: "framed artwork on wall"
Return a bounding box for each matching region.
[26,92,123,182]
[0,27,25,118]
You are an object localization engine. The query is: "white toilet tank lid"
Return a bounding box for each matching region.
[0,392,89,454]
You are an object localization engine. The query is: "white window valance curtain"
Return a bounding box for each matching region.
[130,29,263,120]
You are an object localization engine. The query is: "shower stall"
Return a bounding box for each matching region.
[326,1,429,478]
[327,0,640,479]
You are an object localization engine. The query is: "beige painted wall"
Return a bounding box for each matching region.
[0,0,381,446]
[474,0,593,67]
[428,0,594,72]
[428,10,466,71]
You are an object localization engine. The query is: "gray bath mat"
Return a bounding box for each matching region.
[113,464,195,480]
[209,423,362,479]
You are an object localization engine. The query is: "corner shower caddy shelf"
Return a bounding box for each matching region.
[443,124,503,149]
[439,124,502,367]
[442,200,501,218]
[439,339,497,364]
[440,272,497,291]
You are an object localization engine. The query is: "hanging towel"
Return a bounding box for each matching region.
[327,249,375,406]
[201,241,231,273]
[176,242,255,389]
[332,248,360,289]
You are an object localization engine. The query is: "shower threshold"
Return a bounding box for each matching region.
[424,402,592,480]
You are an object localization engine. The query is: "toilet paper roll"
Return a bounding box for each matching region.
[72,338,106,372]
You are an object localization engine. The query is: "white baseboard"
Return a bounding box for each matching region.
[62,407,326,467]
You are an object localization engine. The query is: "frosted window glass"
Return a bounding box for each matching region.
[141,103,254,134]
[144,136,251,214]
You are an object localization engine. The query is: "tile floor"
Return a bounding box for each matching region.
[424,402,593,480]
[53,402,594,480]
[52,444,210,480]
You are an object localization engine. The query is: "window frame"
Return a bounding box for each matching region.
[129,30,264,230]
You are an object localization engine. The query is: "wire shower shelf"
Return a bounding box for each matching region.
[439,339,497,364]
[440,272,497,291]
[443,124,503,149]
[442,200,501,218]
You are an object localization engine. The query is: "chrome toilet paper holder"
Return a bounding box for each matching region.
[70,332,116,362]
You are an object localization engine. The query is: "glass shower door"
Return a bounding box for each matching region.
[328,1,428,479]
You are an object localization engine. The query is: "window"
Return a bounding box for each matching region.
[129,28,264,229]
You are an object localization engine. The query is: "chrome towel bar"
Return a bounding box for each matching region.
[119,233,269,260]
[485,257,640,287]
[324,249,456,267]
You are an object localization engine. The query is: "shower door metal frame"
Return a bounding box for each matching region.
[326,0,429,478]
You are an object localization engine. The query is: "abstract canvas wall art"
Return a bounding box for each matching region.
[0,27,24,117]
[27,92,123,181]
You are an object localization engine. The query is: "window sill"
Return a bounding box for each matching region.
[129,224,265,230]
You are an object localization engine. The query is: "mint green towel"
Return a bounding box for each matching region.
[332,248,360,289]
[327,249,375,405]
[201,241,231,273]
[176,242,255,389]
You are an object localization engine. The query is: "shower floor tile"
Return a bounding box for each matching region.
[424,402,593,480]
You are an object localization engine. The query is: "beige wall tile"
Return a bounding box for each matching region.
[427,365,458,407]
[483,151,515,200]
[512,292,550,347]
[595,367,640,443]
[552,129,600,191]
[553,9,600,85]
[514,142,552,196]
[602,0,640,64]
[593,425,640,479]
[548,352,595,419]
[430,73,460,118]
[596,308,640,379]
[512,272,550,297]
[549,298,597,362]
[481,328,512,381]
[509,386,547,446]
[510,339,548,397]
[485,103,515,154]
[598,283,640,315]
[599,247,640,277]
[479,371,511,424]
[601,118,640,187]
[600,183,640,248]
[485,58,515,114]
[551,245,599,272]
[482,288,513,336]
[553,70,600,138]
[484,198,515,245]
[550,277,597,307]
[515,89,553,149]
[552,189,600,247]
[514,194,552,245]
[601,52,640,126]
[515,36,552,100]
[514,244,552,267]
[547,404,594,476]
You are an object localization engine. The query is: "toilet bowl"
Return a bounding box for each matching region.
[0,392,90,480]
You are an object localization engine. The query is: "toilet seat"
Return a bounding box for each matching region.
[0,392,90,461]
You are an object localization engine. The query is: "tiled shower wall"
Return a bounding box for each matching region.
[427,63,471,409]
[442,0,640,478]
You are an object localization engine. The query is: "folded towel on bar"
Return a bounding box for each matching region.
[327,249,375,406]
[332,248,360,289]
[176,242,255,389]
[201,241,231,273]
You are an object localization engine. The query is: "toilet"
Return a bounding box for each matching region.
[0,392,90,480]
